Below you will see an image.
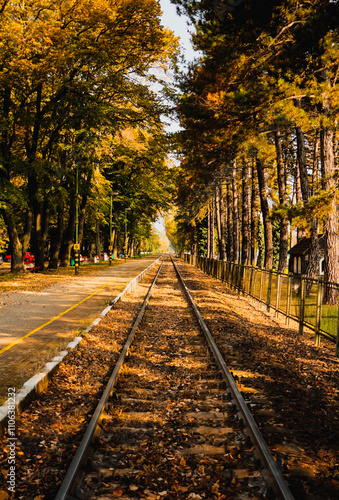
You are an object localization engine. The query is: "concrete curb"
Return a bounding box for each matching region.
[0,256,160,437]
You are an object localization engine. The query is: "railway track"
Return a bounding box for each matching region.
[56,256,294,500]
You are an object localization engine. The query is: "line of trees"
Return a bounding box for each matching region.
[170,0,339,302]
[0,0,178,272]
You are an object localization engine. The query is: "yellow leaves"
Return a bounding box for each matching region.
[206,91,226,108]
[1,0,175,85]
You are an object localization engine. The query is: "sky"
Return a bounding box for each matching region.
[153,1,196,234]
[160,0,196,64]
[158,0,198,134]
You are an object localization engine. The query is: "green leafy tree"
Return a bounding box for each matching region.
[0,0,178,271]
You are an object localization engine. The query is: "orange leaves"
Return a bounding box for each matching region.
[206,91,226,108]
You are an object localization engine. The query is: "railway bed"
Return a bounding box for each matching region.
[56,257,292,500]
[0,257,338,499]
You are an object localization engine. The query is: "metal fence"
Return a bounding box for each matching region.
[181,254,339,356]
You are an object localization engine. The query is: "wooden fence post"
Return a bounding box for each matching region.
[267,270,272,312]
[286,274,292,325]
[276,273,281,317]
[299,276,305,337]
[259,269,264,302]
[315,279,322,347]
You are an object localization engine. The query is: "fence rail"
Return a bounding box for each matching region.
[181,254,339,356]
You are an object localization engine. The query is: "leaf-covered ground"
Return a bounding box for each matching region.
[177,261,339,500]
[0,261,123,294]
[0,258,338,499]
[0,265,158,499]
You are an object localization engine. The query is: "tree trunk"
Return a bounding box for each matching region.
[305,135,320,282]
[250,160,257,266]
[2,211,25,273]
[321,72,339,304]
[241,160,251,265]
[207,206,211,258]
[211,199,215,259]
[321,126,339,303]
[256,156,273,269]
[231,161,239,262]
[208,202,215,259]
[113,230,119,258]
[312,133,320,192]
[191,222,198,256]
[78,169,93,247]
[48,204,64,269]
[95,218,101,257]
[130,237,134,257]
[215,183,226,260]
[59,202,76,267]
[22,208,33,257]
[226,177,234,262]
[294,127,306,242]
[34,200,49,271]
[306,136,320,281]
[274,129,289,273]
[135,240,141,257]
[2,208,32,273]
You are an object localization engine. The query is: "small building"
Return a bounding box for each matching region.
[288,235,325,276]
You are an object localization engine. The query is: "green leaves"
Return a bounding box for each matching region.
[0,0,179,265]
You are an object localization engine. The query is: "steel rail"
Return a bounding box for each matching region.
[55,258,165,500]
[171,256,295,500]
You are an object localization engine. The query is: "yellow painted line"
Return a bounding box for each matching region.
[0,265,142,356]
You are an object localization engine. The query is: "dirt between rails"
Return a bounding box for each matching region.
[0,257,338,499]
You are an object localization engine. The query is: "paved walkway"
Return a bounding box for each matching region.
[0,256,159,403]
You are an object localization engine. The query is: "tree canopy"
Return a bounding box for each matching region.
[170,0,339,298]
[0,0,179,271]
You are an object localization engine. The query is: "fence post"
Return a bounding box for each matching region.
[299,276,305,337]
[315,279,322,347]
[286,274,292,325]
[237,264,242,294]
[259,269,264,302]
[267,270,273,312]
[249,266,254,298]
[230,263,234,289]
[275,273,281,317]
[252,267,260,298]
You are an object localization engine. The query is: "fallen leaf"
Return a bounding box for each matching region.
[113,489,123,497]
[143,489,157,499]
